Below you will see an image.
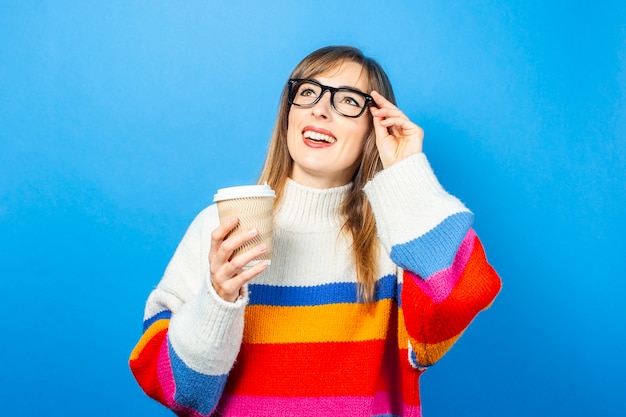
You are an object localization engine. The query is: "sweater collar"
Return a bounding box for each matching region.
[274,178,352,232]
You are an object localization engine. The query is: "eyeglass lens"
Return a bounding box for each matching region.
[291,80,368,117]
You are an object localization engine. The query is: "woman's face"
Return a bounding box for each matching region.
[286,61,372,188]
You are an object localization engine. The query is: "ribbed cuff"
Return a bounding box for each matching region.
[363,153,447,205]
[168,277,248,374]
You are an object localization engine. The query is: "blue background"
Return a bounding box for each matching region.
[1,1,624,416]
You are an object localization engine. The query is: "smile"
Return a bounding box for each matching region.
[303,129,337,144]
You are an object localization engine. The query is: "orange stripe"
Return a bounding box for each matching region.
[397,310,460,367]
[130,319,169,361]
[243,299,393,344]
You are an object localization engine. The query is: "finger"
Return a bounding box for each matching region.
[370,106,406,120]
[373,114,418,139]
[213,228,264,280]
[369,98,412,134]
[230,260,270,287]
[210,217,239,260]
[372,114,391,144]
[210,240,267,300]
[377,115,418,131]
[219,227,261,259]
[228,241,268,272]
[215,258,269,302]
[370,90,397,109]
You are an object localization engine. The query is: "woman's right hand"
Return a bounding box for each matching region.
[209,216,269,302]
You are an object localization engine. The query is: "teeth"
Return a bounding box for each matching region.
[303,130,336,144]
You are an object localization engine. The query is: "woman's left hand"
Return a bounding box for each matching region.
[370,91,424,169]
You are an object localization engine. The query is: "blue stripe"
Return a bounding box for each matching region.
[389,212,473,279]
[248,274,397,306]
[169,340,227,415]
[143,310,172,332]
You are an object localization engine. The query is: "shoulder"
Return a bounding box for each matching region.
[185,203,220,238]
[195,203,219,225]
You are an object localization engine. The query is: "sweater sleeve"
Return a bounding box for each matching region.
[129,205,248,416]
[364,153,502,369]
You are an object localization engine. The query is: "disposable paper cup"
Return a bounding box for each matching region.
[213,184,275,268]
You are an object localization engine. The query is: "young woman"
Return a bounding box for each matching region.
[129,46,501,417]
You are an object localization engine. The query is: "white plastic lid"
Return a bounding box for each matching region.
[213,184,276,202]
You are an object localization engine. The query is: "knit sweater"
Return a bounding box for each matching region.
[129,153,501,417]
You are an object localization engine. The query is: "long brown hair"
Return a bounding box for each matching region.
[258,46,396,302]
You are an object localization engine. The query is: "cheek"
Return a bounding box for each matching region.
[286,112,297,147]
[286,109,303,138]
[346,128,372,165]
[352,126,373,162]
[352,122,373,149]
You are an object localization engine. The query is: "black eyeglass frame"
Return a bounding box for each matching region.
[287,78,375,118]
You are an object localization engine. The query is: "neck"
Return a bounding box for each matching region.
[289,165,357,189]
[274,178,352,232]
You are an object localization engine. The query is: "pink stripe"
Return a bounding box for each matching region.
[158,336,209,417]
[217,394,413,417]
[157,336,176,404]
[403,403,422,417]
[411,229,476,303]
[371,389,403,415]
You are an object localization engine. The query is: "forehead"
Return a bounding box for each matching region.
[312,61,369,92]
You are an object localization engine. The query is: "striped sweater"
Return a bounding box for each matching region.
[129,153,501,416]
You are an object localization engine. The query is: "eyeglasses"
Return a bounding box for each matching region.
[287,78,374,118]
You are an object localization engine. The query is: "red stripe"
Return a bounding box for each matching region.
[224,340,387,397]
[398,348,424,407]
[402,236,501,343]
[129,328,168,405]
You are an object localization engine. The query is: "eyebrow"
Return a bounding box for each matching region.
[309,78,368,94]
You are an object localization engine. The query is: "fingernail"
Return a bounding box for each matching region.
[248,228,258,236]
[258,243,267,252]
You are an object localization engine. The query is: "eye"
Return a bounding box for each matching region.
[341,96,360,106]
[296,82,320,98]
[299,87,317,97]
[336,92,364,107]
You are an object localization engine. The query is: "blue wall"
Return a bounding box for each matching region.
[1,1,624,416]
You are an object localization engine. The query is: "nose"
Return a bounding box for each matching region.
[311,90,333,118]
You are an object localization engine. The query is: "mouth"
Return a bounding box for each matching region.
[302,128,337,144]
